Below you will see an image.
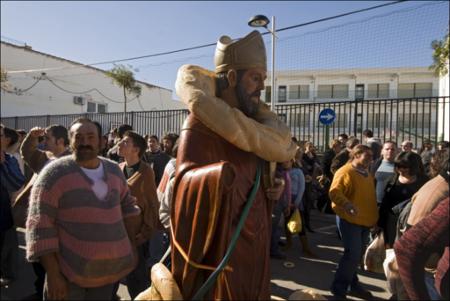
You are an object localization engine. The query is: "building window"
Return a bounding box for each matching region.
[87,101,107,113]
[264,86,271,103]
[317,84,349,99]
[289,85,309,100]
[87,102,96,113]
[368,113,388,128]
[97,103,107,113]
[279,86,287,102]
[335,113,348,128]
[368,83,389,98]
[398,83,432,98]
[415,83,433,97]
[355,84,365,100]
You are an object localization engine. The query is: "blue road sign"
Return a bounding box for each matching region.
[319,108,336,125]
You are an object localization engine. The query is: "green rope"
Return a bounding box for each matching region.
[192,163,262,300]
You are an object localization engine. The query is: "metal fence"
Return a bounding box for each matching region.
[0,110,189,140]
[275,96,449,151]
[1,97,448,151]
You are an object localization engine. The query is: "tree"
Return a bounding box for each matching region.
[0,66,7,83]
[429,31,450,77]
[0,66,11,92]
[106,64,142,123]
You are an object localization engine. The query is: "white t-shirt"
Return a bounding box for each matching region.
[80,163,108,200]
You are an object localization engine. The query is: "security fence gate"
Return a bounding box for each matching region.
[2,97,448,152]
[1,110,189,142]
[276,96,449,151]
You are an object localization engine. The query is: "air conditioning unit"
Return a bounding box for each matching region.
[73,96,85,105]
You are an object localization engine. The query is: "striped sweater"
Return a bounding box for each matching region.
[25,156,141,288]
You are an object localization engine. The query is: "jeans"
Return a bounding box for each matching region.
[126,242,150,299]
[32,262,46,298]
[331,216,370,296]
[147,230,170,271]
[270,201,285,255]
[0,227,18,279]
[424,271,441,300]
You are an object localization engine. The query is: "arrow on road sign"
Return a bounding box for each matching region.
[320,113,334,121]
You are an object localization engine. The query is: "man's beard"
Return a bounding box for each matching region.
[74,145,98,161]
[235,82,259,118]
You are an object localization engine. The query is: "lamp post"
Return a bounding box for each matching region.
[248,15,276,112]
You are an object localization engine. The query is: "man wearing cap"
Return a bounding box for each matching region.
[170,31,296,299]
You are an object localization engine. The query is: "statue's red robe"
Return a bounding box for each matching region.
[171,115,273,300]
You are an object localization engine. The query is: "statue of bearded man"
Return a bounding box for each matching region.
[170,30,297,300]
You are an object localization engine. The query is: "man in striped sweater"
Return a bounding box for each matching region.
[26,118,141,300]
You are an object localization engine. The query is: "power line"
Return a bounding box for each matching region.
[137,97,146,111]
[0,75,44,94]
[88,0,409,66]
[44,75,138,104]
[274,0,408,34]
[278,0,445,43]
[4,0,410,74]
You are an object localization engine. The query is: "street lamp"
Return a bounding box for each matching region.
[248,14,276,111]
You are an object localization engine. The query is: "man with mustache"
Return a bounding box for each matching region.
[170,31,297,299]
[16,124,71,300]
[25,118,141,300]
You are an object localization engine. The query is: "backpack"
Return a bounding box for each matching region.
[395,199,413,242]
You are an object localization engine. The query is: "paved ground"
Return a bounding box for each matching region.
[270,210,390,300]
[1,210,390,300]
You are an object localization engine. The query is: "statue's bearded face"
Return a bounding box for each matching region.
[235,67,266,118]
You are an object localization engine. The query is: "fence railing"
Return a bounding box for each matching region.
[1,96,448,152]
[275,96,449,151]
[0,110,190,141]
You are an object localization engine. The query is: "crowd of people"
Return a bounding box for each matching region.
[1,118,448,300]
[265,128,449,300]
[0,121,180,300]
[1,28,449,301]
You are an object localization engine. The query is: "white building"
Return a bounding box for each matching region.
[0,41,186,118]
[263,67,449,143]
[262,67,444,103]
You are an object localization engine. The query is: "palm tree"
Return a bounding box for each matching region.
[106,64,142,123]
[429,31,449,76]
[1,66,10,91]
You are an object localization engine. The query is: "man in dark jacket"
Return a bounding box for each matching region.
[331,137,359,175]
[0,124,25,287]
[143,135,171,186]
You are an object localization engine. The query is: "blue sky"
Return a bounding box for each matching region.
[1,1,449,95]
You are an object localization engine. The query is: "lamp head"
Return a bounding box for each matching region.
[248,15,270,28]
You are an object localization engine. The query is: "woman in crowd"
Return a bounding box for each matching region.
[329,145,378,300]
[270,160,292,260]
[301,141,322,232]
[284,154,316,257]
[378,151,428,248]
